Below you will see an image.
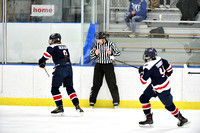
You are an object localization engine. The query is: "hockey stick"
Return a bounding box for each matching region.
[44,67,50,77]
[114,59,139,69]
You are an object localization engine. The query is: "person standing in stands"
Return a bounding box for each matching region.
[89,32,120,109]
[176,0,199,23]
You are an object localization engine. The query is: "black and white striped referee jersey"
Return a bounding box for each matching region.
[90,40,120,64]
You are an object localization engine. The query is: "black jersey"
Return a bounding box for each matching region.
[40,43,70,66]
[140,56,173,93]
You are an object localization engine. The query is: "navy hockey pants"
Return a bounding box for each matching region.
[139,84,181,118]
[51,65,79,106]
[141,84,173,107]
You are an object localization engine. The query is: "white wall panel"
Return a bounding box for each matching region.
[2,65,34,98]
[0,65,200,102]
[183,68,200,101]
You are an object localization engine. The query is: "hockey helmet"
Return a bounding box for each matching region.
[49,33,61,45]
[143,47,157,62]
[96,32,106,39]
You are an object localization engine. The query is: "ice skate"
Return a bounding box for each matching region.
[75,104,84,115]
[139,113,153,127]
[90,102,94,109]
[51,105,64,116]
[178,115,190,127]
[113,103,119,109]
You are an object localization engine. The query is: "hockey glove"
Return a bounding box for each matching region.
[138,66,143,74]
[38,58,46,68]
[39,63,46,68]
[165,72,172,77]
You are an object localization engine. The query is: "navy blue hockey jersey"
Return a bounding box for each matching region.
[140,56,173,93]
[40,43,70,65]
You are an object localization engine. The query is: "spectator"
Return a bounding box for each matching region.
[123,0,147,38]
[159,0,170,8]
[176,0,199,22]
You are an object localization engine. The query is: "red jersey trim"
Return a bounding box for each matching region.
[44,52,51,59]
[140,76,147,84]
[154,80,170,90]
[166,65,172,72]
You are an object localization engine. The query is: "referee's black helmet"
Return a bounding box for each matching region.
[96,32,106,39]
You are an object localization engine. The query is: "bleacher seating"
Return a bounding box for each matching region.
[108,7,200,37]
[105,0,200,67]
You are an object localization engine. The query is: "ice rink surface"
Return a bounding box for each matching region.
[0,106,199,133]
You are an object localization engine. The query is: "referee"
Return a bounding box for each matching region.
[89,32,120,108]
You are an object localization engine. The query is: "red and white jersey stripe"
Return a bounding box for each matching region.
[43,52,51,59]
[166,64,172,72]
[140,76,147,85]
[152,79,171,93]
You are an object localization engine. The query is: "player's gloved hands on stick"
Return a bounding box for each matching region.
[138,66,143,74]
[39,63,46,68]
[38,59,46,68]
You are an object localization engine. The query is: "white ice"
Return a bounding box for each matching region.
[0,106,199,133]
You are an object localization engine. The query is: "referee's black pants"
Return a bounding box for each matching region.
[89,63,120,105]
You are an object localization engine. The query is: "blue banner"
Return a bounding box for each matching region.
[80,23,97,65]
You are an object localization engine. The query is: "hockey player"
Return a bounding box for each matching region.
[38,33,83,115]
[138,47,189,127]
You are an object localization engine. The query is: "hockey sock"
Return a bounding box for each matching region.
[141,102,151,115]
[69,92,79,106]
[171,108,181,119]
[139,94,151,115]
[165,103,181,119]
[52,94,63,106]
[51,87,63,107]
[65,86,79,106]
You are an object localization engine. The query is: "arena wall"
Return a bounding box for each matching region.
[0,65,200,109]
[0,23,86,63]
